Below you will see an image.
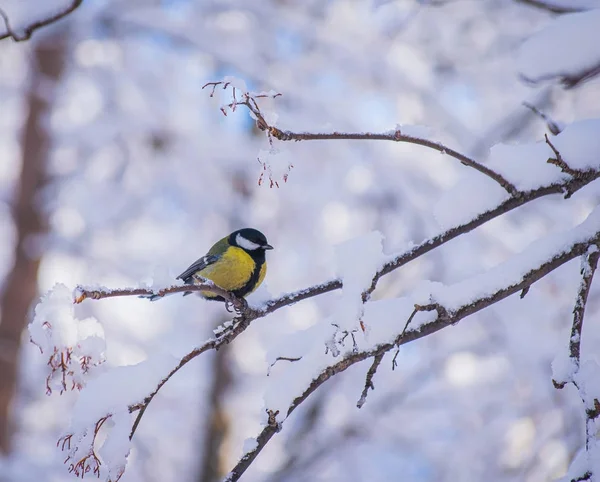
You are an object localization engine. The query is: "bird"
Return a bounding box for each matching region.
[146,228,273,302]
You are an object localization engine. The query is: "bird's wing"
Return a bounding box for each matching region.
[176,254,220,283]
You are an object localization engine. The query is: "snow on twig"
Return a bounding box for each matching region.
[0,1,83,42]
[552,246,600,481]
[202,80,519,195]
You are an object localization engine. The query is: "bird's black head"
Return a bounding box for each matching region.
[229,228,273,252]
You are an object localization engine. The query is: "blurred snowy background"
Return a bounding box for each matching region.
[0,0,600,481]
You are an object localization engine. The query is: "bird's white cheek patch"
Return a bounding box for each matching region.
[236,233,261,250]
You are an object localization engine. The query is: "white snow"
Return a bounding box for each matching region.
[517,10,600,82]
[242,437,258,453]
[487,141,563,191]
[63,352,179,482]
[551,353,578,386]
[552,119,600,171]
[418,206,600,311]
[332,231,384,333]
[29,283,79,351]
[69,353,178,429]
[433,172,508,230]
[29,284,106,392]
[574,360,600,412]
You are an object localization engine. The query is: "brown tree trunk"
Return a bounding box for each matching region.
[0,33,67,454]
[196,343,232,482]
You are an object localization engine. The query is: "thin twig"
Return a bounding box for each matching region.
[392,306,419,370]
[0,1,83,42]
[520,62,600,90]
[129,312,256,438]
[268,357,302,375]
[545,134,582,177]
[522,102,562,135]
[203,81,519,195]
[515,0,591,14]
[357,353,384,408]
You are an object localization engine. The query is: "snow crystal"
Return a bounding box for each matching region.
[517,10,600,83]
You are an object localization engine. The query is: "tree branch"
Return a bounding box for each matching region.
[514,0,591,14]
[356,353,384,409]
[74,279,245,310]
[75,166,600,455]
[545,134,584,177]
[523,102,563,135]
[521,62,600,90]
[570,247,599,364]
[0,1,82,42]
[202,81,519,196]
[551,246,600,481]
[225,230,600,481]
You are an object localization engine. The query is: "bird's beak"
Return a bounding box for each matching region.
[264,244,274,250]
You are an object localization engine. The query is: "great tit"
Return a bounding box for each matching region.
[147,228,273,302]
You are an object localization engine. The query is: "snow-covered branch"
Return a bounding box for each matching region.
[226,212,600,481]
[74,279,244,310]
[28,110,600,480]
[0,0,82,42]
[517,9,600,89]
[552,247,600,482]
[203,81,519,195]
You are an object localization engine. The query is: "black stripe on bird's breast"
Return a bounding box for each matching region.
[232,251,265,298]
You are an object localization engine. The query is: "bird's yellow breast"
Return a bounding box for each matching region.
[198,247,258,297]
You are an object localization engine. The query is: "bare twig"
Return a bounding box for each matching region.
[515,0,591,14]
[0,1,83,42]
[268,357,302,375]
[357,353,384,408]
[545,134,583,177]
[523,102,562,135]
[392,306,420,370]
[203,81,518,195]
[521,62,600,90]
[128,310,256,438]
